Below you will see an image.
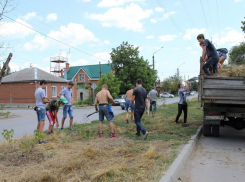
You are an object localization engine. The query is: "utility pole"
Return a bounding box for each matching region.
[177,68,179,80]
[99,62,101,78]
[152,46,163,87]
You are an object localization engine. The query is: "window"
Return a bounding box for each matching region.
[43,87,47,97]
[61,86,66,91]
[52,86,57,97]
[79,74,85,82]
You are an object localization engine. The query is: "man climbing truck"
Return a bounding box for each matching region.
[198,57,245,137]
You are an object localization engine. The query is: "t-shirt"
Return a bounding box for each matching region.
[204,39,219,59]
[149,89,158,102]
[96,90,112,104]
[46,99,60,112]
[35,88,45,109]
[133,86,147,109]
[60,87,72,105]
[178,88,188,105]
[125,89,133,101]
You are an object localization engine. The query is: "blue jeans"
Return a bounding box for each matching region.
[125,100,135,111]
[134,108,146,136]
[99,104,113,122]
[63,105,74,118]
[36,108,46,122]
[203,57,219,76]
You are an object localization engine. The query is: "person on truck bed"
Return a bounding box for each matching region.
[199,42,214,75]
[217,50,227,69]
[197,34,219,76]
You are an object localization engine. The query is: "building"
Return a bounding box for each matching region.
[63,63,113,101]
[0,67,77,105]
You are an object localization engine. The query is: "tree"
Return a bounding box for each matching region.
[161,74,183,94]
[161,78,171,92]
[110,41,156,93]
[96,72,121,99]
[229,42,245,65]
[241,16,245,33]
[191,81,198,91]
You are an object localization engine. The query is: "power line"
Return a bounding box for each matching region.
[216,0,220,43]
[199,0,211,37]
[180,0,196,28]
[206,0,213,37]
[3,15,107,62]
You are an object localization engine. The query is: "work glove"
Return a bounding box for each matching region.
[146,110,149,116]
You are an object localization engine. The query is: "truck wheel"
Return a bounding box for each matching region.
[203,124,212,136]
[212,124,220,137]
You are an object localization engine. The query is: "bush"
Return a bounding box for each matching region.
[83,97,93,106]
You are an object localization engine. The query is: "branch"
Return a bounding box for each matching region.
[0,52,12,85]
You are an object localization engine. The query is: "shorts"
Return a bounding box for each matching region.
[219,53,227,59]
[46,111,56,126]
[150,101,157,112]
[99,104,113,122]
[125,100,135,111]
[63,105,74,118]
[36,108,46,122]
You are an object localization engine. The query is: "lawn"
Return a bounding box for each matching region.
[0,99,202,182]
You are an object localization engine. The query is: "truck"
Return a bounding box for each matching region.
[198,58,245,137]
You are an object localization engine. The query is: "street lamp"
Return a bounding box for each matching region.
[152,46,163,87]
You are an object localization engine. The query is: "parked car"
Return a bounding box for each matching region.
[190,91,195,95]
[114,94,125,106]
[160,92,174,98]
[120,100,125,110]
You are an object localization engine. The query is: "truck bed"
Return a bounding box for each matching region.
[198,75,245,105]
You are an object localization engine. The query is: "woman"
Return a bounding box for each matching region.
[175,82,188,124]
[217,50,227,69]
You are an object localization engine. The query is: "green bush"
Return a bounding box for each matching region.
[83,97,93,106]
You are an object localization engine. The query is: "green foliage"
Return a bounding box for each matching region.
[2,129,14,144]
[229,42,245,65]
[191,81,198,91]
[0,104,5,110]
[161,79,171,92]
[161,74,183,95]
[110,41,156,93]
[73,99,84,107]
[83,97,94,106]
[96,72,121,99]
[241,17,245,33]
[84,85,90,89]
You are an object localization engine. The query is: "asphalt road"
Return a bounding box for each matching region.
[0,95,197,142]
[180,126,245,182]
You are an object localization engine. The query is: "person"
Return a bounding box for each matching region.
[58,81,74,131]
[199,42,214,75]
[148,87,158,117]
[197,34,219,76]
[94,84,117,138]
[130,79,149,140]
[46,96,68,135]
[34,80,50,144]
[217,50,227,69]
[125,86,135,123]
[175,82,188,124]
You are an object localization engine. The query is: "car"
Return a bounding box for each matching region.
[114,94,125,106]
[160,92,174,98]
[120,100,126,110]
[190,91,195,95]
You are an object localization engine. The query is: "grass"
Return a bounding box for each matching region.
[219,65,245,77]
[0,99,202,182]
[0,111,10,117]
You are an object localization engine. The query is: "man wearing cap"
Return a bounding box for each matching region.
[148,87,158,117]
[46,96,68,135]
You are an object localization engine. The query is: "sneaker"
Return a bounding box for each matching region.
[70,128,75,131]
[126,118,129,124]
[61,128,64,131]
[110,133,118,138]
[99,134,103,138]
[143,131,149,140]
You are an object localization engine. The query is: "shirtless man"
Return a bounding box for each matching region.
[125,86,135,123]
[94,84,117,138]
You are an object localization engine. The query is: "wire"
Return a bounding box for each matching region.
[180,0,196,28]
[206,0,213,37]
[199,0,211,37]
[216,0,220,43]
[2,15,107,62]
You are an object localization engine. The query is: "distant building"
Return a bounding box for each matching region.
[0,67,77,105]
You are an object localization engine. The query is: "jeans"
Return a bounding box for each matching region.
[175,104,188,123]
[36,108,46,122]
[134,108,146,136]
[99,104,113,122]
[63,105,74,118]
[125,100,135,111]
[203,57,219,76]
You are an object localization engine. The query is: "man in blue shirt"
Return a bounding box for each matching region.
[197,34,219,76]
[58,81,74,131]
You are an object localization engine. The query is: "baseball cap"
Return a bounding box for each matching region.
[59,96,68,104]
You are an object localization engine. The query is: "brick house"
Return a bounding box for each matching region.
[0,67,77,104]
[63,63,113,100]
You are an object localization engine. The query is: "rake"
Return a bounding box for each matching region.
[81,111,98,123]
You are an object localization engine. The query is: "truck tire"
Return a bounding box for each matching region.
[203,124,212,136]
[212,124,220,137]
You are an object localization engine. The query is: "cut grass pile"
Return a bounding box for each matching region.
[218,65,245,77]
[0,99,202,182]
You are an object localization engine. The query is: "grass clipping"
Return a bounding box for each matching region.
[218,65,245,77]
[0,99,203,182]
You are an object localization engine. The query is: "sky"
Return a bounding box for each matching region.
[0,0,245,81]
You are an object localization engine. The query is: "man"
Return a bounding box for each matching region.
[197,34,219,76]
[148,87,158,117]
[35,80,50,144]
[125,86,135,123]
[94,84,117,138]
[130,79,149,140]
[58,81,74,131]
[46,96,68,135]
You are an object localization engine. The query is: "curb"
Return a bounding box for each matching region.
[159,125,203,182]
